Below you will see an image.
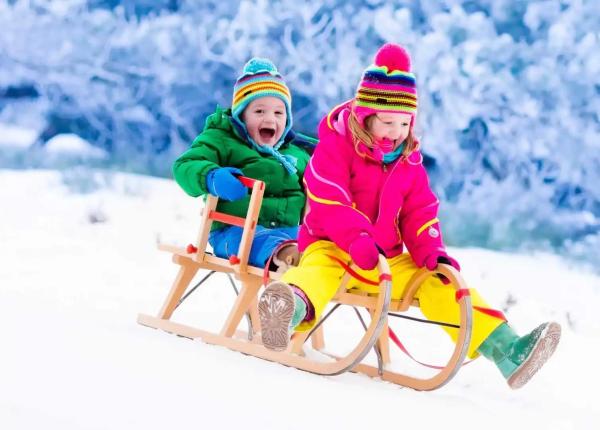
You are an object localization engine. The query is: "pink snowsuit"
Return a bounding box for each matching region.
[281,101,502,357]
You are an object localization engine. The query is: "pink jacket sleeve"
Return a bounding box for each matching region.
[398,158,446,267]
[302,118,374,253]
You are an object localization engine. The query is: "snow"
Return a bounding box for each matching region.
[1,168,599,429]
[44,134,108,160]
[0,122,38,149]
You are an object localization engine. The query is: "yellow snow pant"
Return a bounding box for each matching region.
[281,240,504,358]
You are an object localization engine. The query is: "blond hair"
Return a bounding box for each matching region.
[347,109,419,161]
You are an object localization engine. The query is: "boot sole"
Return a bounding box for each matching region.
[507,322,561,389]
[258,282,294,351]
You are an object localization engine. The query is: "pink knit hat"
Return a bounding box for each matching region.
[353,43,418,127]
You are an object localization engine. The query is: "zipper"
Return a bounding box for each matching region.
[374,160,400,225]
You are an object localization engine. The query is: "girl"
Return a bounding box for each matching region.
[258,44,561,389]
[173,58,316,270]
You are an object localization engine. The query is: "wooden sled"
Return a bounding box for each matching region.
[138,176,473,391]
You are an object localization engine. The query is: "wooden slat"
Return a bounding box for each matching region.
[157,244,282,281]
[194,195,218,263]
[208,211,246,227]
[220,277,262,337]
[158,259,199,320]
[236,180,265,273]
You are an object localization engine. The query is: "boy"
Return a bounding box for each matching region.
[173,58,316,270]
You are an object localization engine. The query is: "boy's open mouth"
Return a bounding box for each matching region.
[259,127,276,140]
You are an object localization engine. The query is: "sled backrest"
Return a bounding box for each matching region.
[191,176,265,274]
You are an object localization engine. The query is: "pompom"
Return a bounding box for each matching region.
[373,43,411,72]
[243,57,278,75]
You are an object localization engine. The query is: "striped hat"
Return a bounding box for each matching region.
[353,43,418,126]
[231,57,292,143]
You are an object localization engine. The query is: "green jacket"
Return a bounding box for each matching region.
[173,107,317,230]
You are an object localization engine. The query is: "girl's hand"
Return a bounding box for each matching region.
[349,233,380,270]
[423,252,460,284]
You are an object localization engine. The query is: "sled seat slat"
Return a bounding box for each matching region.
[158,243,281,280]
[334,290,419,310]
[158,244,417,309]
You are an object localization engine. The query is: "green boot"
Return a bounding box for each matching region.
[477,322,561,389]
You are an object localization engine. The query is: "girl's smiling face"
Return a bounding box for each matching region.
[366,112,412,145]
[241,96,287,146]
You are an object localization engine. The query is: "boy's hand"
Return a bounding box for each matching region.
[349,233,380,270]
[206,167,247,201]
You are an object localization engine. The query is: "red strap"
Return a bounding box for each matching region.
[388,290,504,369]
[325,254,379,286]
[455,289,507,321]
[388,327,446,369]
[473,306,507,321]
[388,327,477,369]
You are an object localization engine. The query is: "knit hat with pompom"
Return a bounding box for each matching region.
[231,57,292,140]
[353,43,417,126]
[230,57,297,174]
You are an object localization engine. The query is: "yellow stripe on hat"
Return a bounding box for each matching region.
[357,93,417,104]
[233,82,290,105]
[235,79,290,95]
[354,100,417,111]
[357,88,417,99]
[367,65,416,78]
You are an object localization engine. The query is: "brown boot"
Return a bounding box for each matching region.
[271,243,300,273]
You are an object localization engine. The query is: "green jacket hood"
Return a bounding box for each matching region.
[203,106,235,133]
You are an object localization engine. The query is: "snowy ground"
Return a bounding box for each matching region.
[1,168,599,430]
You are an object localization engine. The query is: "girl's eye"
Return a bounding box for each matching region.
[275,111,284,115]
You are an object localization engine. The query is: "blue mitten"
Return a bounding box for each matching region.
[206,167,247,201]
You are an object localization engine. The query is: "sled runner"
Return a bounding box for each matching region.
[137,177,473,391]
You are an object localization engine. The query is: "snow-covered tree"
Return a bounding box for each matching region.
[1,0,599,264]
